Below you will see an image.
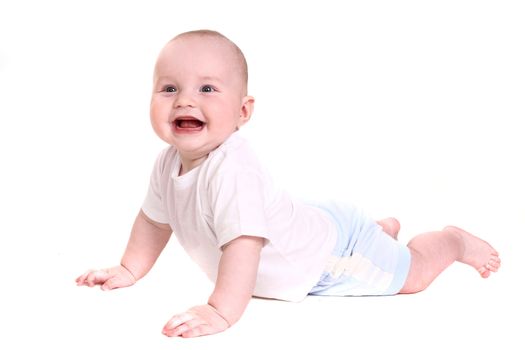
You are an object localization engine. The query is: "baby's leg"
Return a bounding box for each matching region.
[377,217,401,239]
[400,226,500,294]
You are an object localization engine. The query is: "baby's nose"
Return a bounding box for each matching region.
[173,90,195,108]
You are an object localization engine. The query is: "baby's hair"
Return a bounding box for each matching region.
[172,30,249,94]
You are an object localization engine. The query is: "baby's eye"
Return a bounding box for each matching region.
[200,85,215,93]
[164,86,177,93]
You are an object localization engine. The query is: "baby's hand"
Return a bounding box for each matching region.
[162,304,230,338]
[75,265,136,291]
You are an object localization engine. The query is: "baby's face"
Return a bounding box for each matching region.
[150,35,252,167]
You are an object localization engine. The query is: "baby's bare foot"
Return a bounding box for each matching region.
[443,225,500,278]
[377,217,401,239]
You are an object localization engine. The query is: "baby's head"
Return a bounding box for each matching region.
[150,30,254,171]
[178,30,248,94]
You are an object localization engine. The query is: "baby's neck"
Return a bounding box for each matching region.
[178,155,208,176]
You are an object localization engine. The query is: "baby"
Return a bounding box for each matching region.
[76,29,501,338]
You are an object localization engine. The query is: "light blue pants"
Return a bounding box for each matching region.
[309,201,411,296]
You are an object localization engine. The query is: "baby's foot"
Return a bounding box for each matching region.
[377,217,401,239]
[443,225,501,278]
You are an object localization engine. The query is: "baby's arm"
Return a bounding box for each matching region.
[76,210,172,290]
[162,235,263,338]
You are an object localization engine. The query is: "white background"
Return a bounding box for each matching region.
[1,0,523,349]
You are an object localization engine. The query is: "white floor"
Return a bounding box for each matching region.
[1,214,522,350]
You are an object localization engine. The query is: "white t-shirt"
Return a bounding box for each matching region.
[142,132,337,302]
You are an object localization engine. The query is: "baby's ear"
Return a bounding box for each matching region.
[239,95,255,126]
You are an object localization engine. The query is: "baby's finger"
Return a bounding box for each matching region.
[181,324,215,338]
[101,277,116,291]
[164,323,190,337]
[181,326,202,338]
[86,270,109,286]
[166,318,205,337]
[163,313,195,332]
[75,270,95,285]
[101,274,130,291]
[75,275,84,285]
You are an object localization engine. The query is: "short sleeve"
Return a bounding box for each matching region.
[209,166,270,248]
[141,148,172,224]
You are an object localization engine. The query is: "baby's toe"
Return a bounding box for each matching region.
[477,266,491,278]
[487,261,500,272]
[489,255,501,270]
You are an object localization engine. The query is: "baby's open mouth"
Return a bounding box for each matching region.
[173,117,205,130]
